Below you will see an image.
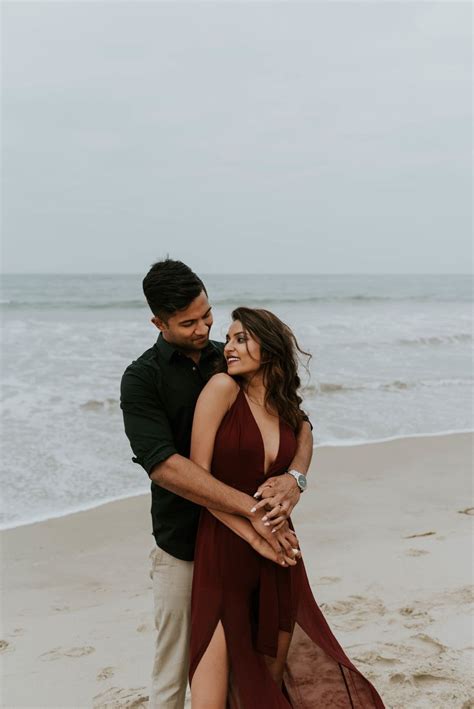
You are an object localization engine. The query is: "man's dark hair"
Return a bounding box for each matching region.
[143,259,207,319]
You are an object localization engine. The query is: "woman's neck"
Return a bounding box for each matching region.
[242,373,267,406]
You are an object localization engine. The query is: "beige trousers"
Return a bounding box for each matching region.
[149,546,194,709]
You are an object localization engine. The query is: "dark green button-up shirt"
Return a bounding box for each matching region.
[120,333,224,561]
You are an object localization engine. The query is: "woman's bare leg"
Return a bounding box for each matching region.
[263,628,293,687]
[191,620,229,709]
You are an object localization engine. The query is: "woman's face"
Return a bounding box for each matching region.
[224,320,262,377]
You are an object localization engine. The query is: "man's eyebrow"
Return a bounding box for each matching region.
[178,306,212,325]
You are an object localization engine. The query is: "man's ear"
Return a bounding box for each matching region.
[151,315,167,332]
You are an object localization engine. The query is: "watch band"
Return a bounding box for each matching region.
[286,469,307,492]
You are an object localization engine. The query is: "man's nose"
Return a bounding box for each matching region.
[195,321,210,337]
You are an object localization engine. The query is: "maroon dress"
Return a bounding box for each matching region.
[189,387,385,708]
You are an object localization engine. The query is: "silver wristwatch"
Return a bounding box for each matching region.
[286,469,307,493]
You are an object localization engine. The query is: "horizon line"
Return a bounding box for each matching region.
[2,271,473,277]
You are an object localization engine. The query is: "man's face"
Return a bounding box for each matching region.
[152,290,213,353]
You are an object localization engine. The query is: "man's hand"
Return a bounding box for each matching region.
[251,474,301,532]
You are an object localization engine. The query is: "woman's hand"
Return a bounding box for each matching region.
[249,521,301,566]
[273,525,302,561]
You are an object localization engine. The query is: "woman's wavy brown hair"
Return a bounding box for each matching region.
[227,307,311,432]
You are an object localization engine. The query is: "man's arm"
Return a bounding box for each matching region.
[121,367,286,558]
[121,365,256,518]
[150,452,255,516]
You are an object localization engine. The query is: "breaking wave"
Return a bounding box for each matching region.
[303,378,471,395]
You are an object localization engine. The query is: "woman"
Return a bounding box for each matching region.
[188,307,385,708]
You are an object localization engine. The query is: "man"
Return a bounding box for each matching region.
[120,259,313,709]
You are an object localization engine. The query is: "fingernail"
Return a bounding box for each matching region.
[271,528,277,533]
[264,522,270,527]
[250,507,256,513]
[262,516,268,522]
[281,562,287,566]
[254,492,261,498]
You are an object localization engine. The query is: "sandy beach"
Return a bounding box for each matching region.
[1,432,472,709]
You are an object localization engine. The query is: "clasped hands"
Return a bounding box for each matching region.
[248,472,302,567]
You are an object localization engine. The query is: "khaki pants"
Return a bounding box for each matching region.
[149,546,194,709]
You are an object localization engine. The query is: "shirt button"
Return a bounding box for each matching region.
[192,366,196,371]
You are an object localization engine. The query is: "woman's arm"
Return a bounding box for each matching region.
[190,374,258,545]
[190,374,297,565]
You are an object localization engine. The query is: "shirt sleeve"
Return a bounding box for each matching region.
[120,365,177,476]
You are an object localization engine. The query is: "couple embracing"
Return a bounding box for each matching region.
[120,259,385,708]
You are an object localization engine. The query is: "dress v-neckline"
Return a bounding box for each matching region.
[240,389,282,477]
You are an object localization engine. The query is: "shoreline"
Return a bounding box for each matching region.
[1,430,472,532]
[1,431,472,708]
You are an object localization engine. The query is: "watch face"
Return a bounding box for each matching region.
[298,475,307,490]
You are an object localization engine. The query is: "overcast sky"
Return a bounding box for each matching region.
[3,1,472,274]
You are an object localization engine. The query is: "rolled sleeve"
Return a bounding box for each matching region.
[120,366,177,477]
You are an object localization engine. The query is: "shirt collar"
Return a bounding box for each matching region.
[155,333,178,363]
[155,332,221,364]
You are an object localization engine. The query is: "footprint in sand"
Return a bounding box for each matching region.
[0,640,12,653]
[136,624,150,633]
[389,672,408,684]
[352,649,398,666]
[320,595,386,631]
[405,548,430,556]
[97,666,115,681]
[318,576,341,585]
[40,646,95,661]
[411,633,446,656]
[92,686,148,708]
[398,606,431,627]
[412,671,456,686]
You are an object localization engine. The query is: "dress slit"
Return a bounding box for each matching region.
[189,613,223,688]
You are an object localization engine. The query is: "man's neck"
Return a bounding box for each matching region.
[162,334,203,364]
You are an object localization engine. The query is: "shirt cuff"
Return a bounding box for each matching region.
[141,444,178,476]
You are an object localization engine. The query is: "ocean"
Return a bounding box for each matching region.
[1,273,472,529]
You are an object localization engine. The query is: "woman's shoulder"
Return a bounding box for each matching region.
[199,373,240,413]
[204,372,240,398]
